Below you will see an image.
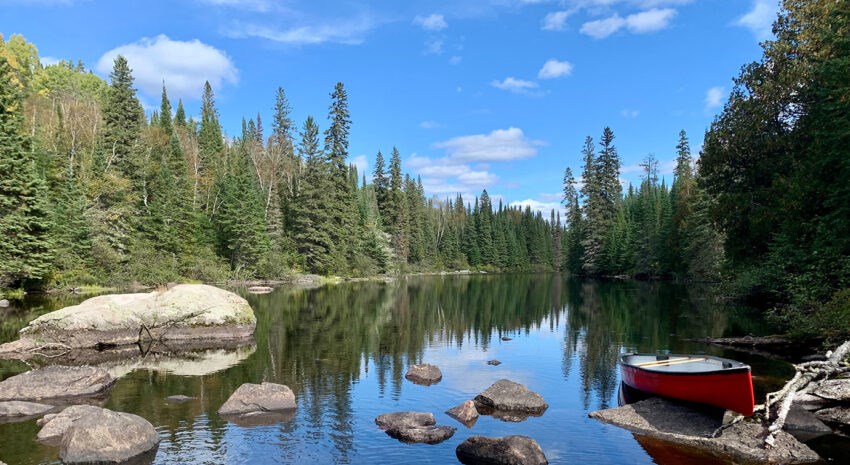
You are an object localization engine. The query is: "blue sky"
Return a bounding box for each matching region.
[3,0,778,215]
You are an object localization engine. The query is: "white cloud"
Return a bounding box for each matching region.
[580,7,676,38]
[626,8,676,33]
[538,59,573,79]
[40,56,62,66]
[580,15,626,38]
[449,55,463,65]
[96,35,238,101]
[542,10,572,31]
[434,127,541,162]
[705,86,725,110]
[419,120,445,129]
[509,199,566,218]
[351,154,368,180]
[621,109,640,118]
[491,77,539,94]
[736,0,778,41]
[424,39,444,55]
[199,0,272,12]
[414,13,448,31]
[226,17,377,45]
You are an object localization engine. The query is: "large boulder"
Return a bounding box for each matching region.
[0,366,114,403]
[375,411,456,445]
[784,403,832,441]
[0,284,256,357]
[0,400,53,421]
[456,435,548,465]
[815,406,850,426]
[475,379,548,414]
[218,382,296,416]
[405,364,442,385]
[37,406,160,464]
[590,397,819,464]
[811,379,850,402]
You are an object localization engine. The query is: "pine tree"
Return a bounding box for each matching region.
[198,81,224,189]
[323,82,356,273]
[174,99,186,127]
[0,56,53,287]
[373,150,389,223]
[388,146,403,233]
[98,55,142,175]
[159,83,172,135]
[478,190,496,266]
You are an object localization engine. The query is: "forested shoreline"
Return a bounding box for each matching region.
[1,1,848,339]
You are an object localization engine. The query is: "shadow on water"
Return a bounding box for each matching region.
[0,274,801,465]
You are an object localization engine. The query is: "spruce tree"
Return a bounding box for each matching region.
[373,150,389,223]
[0,56,53,287]
[323,82,356,273]
[159,83,172,135]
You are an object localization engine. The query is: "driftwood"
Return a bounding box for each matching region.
[715,340,850,446]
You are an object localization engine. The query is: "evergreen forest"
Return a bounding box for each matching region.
[1,0,848,339]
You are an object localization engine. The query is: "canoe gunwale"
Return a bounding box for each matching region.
[619,353,752,377]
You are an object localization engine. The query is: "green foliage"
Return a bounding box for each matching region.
[0,56,53,288]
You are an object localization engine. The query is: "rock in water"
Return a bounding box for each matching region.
[165,395,195,403]
[375,411,455,445]
[0,284,256,356]
[38,405,103,443]
[475,379,548,414]
[456,435,548,465]
[487,359,502,366]
[784,404,832,441]
[0,401,53,420]
[218,382,296,416]
[58,408,159,464]
[405,364,442,385]
[247,286,274,294]
[815,406,850,426]
[0,366,114,403]
[375,412,435,429]
[446,400,479,427]
[589,397,820,464]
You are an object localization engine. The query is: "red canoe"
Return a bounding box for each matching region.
[619,353,755,416]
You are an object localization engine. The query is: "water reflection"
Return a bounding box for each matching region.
[0,274,784,465]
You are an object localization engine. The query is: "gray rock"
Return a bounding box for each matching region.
[386,425,456,444]
[590,397,819,464]
[456,435,548,465]
[0,284,256,358]
[247,286,274,294]
[0,400,54,418]
[475,379,548,414]
[487,360,502,366]
[218,382,296,416]
[815,406,850,425]
[811,379,850,402]
[375,412,435,430]
[446,400,479,427]
[405,364,442,385]
[0,299,9,307]
[375,412,455,445]
[59,407,159,464]
[501,336,512,341]
[0,366,114,403]
[165,395,195,402]
[784,403,832,441]
[37,405,104,443]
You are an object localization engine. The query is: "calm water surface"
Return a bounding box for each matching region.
[0,274,836,464]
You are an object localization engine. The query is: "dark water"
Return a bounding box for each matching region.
[0,274,836,464]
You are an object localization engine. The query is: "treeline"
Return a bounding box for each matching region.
[698,0,850,339]
[0,34,559,288]
[560,127,722,281]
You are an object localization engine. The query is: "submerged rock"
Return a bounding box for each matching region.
[475,379,548,415]
[375,411,455,444]
[0,401,53,421]
[815,406,850,426]
[590,397,819,464]
[165,395,195,403]
[405,364,442,385]
[0,365,114,403]
[218,382,296,416]
[247,286,274,294]
[487,359,502,366]
[446,400,479,427]
[456,435,548,465]
[0,284,256,358]
[60,407,159,464]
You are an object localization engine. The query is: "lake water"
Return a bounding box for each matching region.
[0,274,842,464]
